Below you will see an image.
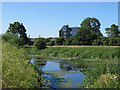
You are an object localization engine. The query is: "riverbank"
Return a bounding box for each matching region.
[25,46,120,88]
[26,46,119,60]
[2,42,45,88]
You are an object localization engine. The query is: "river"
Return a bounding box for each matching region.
[30,58,85,88]
[30,57,118,88]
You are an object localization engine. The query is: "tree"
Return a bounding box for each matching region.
[73,17,103,45]
[7,21,28,44]
[34,38,46,50]
[105,24,120,37]
[74,27,93,45]
[81,17,101,34]
[2,32,25,46]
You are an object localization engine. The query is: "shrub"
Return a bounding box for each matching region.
[2,42,45,88]
[47,41,55,46]
[34,38,46,50]
[2,32,25,46]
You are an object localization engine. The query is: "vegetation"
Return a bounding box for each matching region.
[84,62,119,88]
[2,32,25,46]
[34,38,46,50]
[2,17,120,88]
[2,41,45,88]
[69,59,119,88]
[31,17,120,46]
[26,47,119,60]
[105,24,120,37]
[7,21,29,44]
[73,17,102,45]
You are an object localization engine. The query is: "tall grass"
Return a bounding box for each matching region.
[26,47,119,60]
[2,42,45,88]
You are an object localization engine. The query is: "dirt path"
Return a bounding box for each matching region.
[47,45,120,48]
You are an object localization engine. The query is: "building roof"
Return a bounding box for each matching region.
[59,26,80,32]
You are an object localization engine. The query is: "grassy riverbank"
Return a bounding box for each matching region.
[26,47,119,60]
[2,42,45,88]
[68,59,119,88]
[26,46,119,88]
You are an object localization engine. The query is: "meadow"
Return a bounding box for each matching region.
[26,46,119,60]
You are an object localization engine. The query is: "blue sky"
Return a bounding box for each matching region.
[2,2,118,38]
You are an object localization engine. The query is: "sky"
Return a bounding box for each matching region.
[2,2,118,38]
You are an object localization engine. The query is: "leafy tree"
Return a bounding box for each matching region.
[92,39,102,45]
[34,38,46,50]
[73,17,103,45]
[105,24,120,37]
[2,32,25,46]
[81,17,101,34]
[74,27,93,45]
[7,21,28,44]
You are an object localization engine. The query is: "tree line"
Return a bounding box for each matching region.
[44,17,120,48]
[2,17,120,50]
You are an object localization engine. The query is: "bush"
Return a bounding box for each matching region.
[55,37,65,45]
[2,32,25,46]
[47,41,55,46]
[34,38,46,50]
[2,42,45,88]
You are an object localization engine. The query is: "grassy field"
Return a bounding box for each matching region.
[26,46,119,60]
[2,41,45,88]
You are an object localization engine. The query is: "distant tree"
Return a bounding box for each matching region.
[7,21,28,44]
[81,17,101,34]
[74,27,93,45]
[34,38,46,50]
[105,24,120,37]
[73,17,103,45]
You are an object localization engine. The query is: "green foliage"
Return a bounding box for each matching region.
[2,42,45,88]
[7,21,28,44]
[83,62,119,88]
[26,47,119,60]
[72,17,103,45]
[47,41,55,46]
[34,38,46,50]
[105,24,120,37]
[55,37,65,45]
[2,32,25,46]
[92,37,120,46]
[74,27,93,45]
[69,59,119,88]
[81,17,101,33]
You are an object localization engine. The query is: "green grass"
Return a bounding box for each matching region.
[72,59,119,88]
[25,46,119,88]
[26,47,119,60]
[2,42,45,88]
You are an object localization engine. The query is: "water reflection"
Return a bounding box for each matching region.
[60,62,75,71]
[30,59,85,88]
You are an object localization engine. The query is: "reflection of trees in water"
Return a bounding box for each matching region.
[33,60,47,73]
[34,60,47,66]
[59,62,75,71]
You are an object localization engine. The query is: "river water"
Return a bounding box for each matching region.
[30,58,85,88]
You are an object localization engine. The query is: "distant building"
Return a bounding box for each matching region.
[59,25,80,38]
